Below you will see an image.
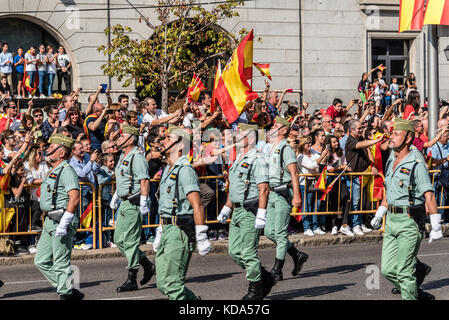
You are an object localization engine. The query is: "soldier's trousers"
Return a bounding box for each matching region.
[114,200,145,270]
[34,217,77,295]
[155,224,197,300]
[381,211,423,300]
[265,192,293,260]
[228,207,262,282]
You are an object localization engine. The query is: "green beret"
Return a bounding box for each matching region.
[393,118,414,133]
[49,133,75,149]
[238,123,258,132]
[274,116,291,128]
[122,124,140,136]
[167,125,192,141]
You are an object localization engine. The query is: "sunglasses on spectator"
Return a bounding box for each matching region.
[6,136,15,140]
[34,114,43,117]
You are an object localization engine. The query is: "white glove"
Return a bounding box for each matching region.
[429,214,443,243]
[217,205,232,224]
[371,206,387,230]
[55,211,75,237]
[255,208,267,229]
[195,225,212,256]
[140,195,150,215]
[152,225,163,252]
[110,191,119,210]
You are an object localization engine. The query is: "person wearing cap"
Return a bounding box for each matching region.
[152,125,211,300]
[370,118,441,300]
[34,133,84,300]
[217,123,278,300]
[264,116,309,281]
[109,124,156,292]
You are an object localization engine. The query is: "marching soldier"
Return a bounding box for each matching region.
[110,124,155,292]
[371,118,442,300]
[218,123,278,300]
[34,134,84,300]
[265,116,309,280]
[152,126,211,300]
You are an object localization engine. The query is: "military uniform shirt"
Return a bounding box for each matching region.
[267,139,297,187]
[385,150,434,207]
[158,155,201,218]
[115,147,150,198]
[229,148,269,203]
[40,160,79,212]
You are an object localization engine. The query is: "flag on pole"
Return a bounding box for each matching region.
[377,64,386,72]
[210,61,222,113]
[187,73,205,103]
[215,30,259,124]
[427,150,433,168]
[253,63,272,80]
[399,0,426,32]
[423,0,449,26]
[23,70,38,96]
[315,168,327,192]
[80,201,93,228]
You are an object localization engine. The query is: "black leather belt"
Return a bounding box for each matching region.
[120,196,128,201]
[388,205,408,214]
[161,217,174,225]
[232,202,242,208]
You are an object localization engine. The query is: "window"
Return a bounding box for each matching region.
[371,39,409,85]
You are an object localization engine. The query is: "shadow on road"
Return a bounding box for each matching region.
[422,278,449,291]
[186,272,240,284]
[268,283,356,299]
[0,280,112,299]
[297,263,372,278]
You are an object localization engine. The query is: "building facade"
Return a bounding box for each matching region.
[0,0,447,109]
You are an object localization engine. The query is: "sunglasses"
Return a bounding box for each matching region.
[34,114,43,117]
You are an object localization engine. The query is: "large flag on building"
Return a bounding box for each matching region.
[215,30,259,124]
[399,0,426,32]
[423,0,449,26]
[187,73,205,103]
[210,61,222,113]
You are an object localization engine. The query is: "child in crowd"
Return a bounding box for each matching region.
[97,153,116,247]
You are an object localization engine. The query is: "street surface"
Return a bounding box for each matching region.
[1,238,448,300]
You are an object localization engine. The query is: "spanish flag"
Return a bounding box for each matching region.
[377,64,386,72]
[423,0,449,26]
[253,63,272,80]
[315,168,327,192]
[427,150,433,169]
[210,61,222,113]
[80,201,93,228]
[215,30,259,124]
[83,114,98,143]
[23,69,38,96]
[187,73,205,103]
[399,0,426,32]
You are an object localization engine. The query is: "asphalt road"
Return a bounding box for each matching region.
[1,238,448,300]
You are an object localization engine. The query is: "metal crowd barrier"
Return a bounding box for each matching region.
[1,170,445,251]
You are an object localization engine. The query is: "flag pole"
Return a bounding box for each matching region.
[428,24,439,139]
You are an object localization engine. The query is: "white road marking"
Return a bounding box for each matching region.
[100,295,150,300]
[418,252,449,257]
[4,280,48,285]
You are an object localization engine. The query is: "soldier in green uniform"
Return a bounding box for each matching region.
[109,125,155,292]
[370,118,443,300]
[264,116,309,280]
[151,125,211,300]
[34,133,84,300]
[218,123,278,300]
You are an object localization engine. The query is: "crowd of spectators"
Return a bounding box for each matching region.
[0,42,71,100]
[1,62,448,255]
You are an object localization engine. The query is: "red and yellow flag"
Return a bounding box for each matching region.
[215,30,259,124]
[399,0,426,32]
[427,150,433,168]
[423,0,449,26]
[210,61,222,113]
[187,73,205,103]
[377,64,386,72]
[23,69,38,96]
[80,201,93,228]
[253,63,272,80]
[315,168,327,192]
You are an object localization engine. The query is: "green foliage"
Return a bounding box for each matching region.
[97,0,247,110]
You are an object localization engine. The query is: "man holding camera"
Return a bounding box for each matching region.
[371,118,442,300]
[84,102,109,151]
[34,133,84,300]
[110,124,156,292]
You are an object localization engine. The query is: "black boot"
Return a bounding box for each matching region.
[260,266,278,298]
[116,269,138,292]
[416,259,431,287]
[242,281,263,300]
[60,288,85,300]
[139,255,156,285]
[418,289,435,300]
[287,246,308,276]
[270,258,285,281]
[0,280,3,288]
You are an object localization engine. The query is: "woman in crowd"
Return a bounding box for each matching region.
[310,128,326,154]
[406,72,417,98]
[64,106,84,139]
[297,135,329,236]
[402,90,421,120]
[46,45,57,97]
[323,135,354,237]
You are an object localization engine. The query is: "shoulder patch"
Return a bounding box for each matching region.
[241,162,249,168]
[400,168,410,175]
